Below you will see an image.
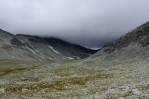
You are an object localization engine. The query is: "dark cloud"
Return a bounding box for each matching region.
[0,0,149,48]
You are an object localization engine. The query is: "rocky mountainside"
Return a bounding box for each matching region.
[0,29,98,61]
[1,22,149,99]
[91,21,149,63]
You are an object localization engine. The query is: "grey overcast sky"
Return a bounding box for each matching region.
[0,0,149,48]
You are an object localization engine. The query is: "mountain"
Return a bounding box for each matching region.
[1,22,149,99]
[90,21,149,63]
[0,29,98,61]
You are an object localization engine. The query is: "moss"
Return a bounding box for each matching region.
[0,65,41,75]
[65,77,87,85]
[139,36,149,47]
[5,70,113,93]
[7,82,66,93]
[104,48,116,53]
[0,68,25,75]
[38,81,66,91]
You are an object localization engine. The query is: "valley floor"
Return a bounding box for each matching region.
[1,58,149,99]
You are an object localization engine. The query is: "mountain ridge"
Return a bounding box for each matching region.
[1,21,149,98]
[0,29,98,61]
[89,21,149,63]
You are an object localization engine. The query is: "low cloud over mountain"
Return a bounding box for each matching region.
[0,0,149,48]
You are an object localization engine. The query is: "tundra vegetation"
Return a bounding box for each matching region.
[0,57,149,99]
[1,22,149,98]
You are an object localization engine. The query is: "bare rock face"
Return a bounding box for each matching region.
[139,35,149,47]
[10,38,24,47]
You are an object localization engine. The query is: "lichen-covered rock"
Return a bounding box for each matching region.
[22,88,28,93]
[0,88,5,93]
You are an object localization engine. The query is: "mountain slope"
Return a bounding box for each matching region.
[90,21,149,63]
[0,29,98,61]
[1,22,149,99]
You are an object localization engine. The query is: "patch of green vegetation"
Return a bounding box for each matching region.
[104,48,116,53]
[7,82,67,93]
[65,77,87,85]
[0,65,41,76]
[1,67,31,75]
[0,68,26,75]
[5,70,113,93]
[38,81,66,91]
[0,59,10,62]
[52,67,113,86]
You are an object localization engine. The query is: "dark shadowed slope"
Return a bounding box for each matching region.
[0,29,98,61]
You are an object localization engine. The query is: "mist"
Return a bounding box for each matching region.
[0,0,149,48]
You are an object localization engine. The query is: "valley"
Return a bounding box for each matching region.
[0,29,98,61]
[1,58,149,98]
[0,21,149,98]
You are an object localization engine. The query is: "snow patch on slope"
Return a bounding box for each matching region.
[73,56,80,59]
[65,57,74,60]
[26,47,36,54]
[49,46,59,54]
[35,50,39,53]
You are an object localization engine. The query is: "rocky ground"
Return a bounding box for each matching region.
[1,58,149,99]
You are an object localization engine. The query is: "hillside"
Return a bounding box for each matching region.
[0,29,98,61]
[90,21,149,63]
[1,21,149,98]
